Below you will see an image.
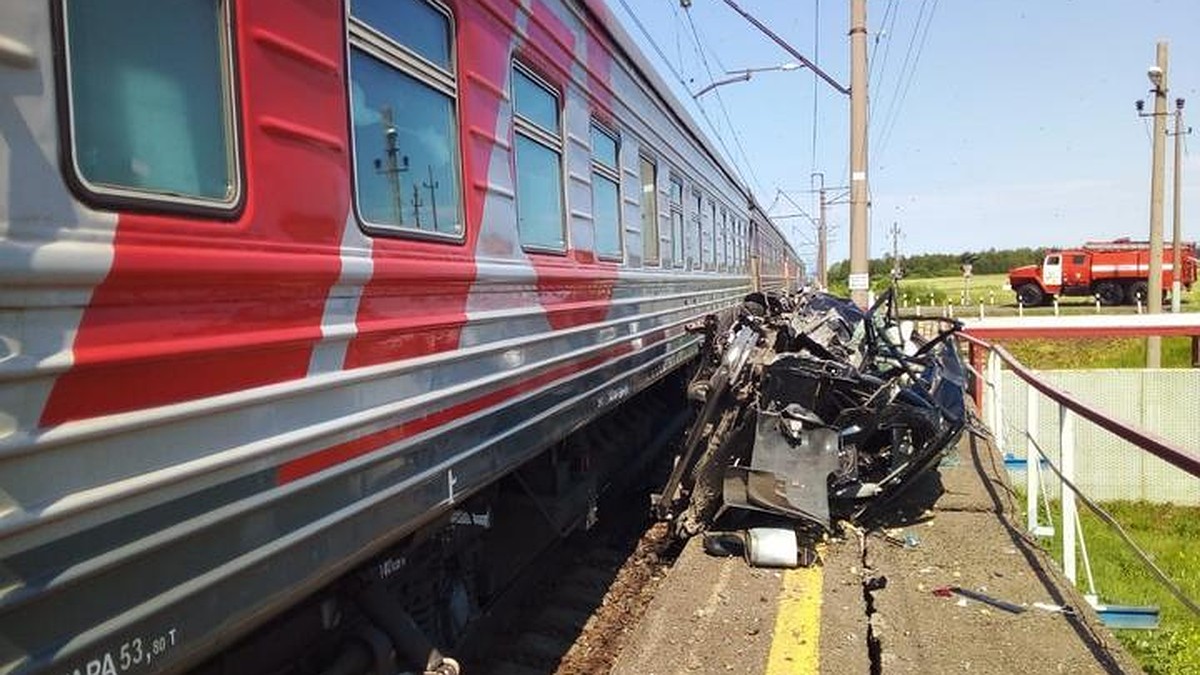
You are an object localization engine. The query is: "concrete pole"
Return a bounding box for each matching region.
[1147,41,1168,367]
[818,186,828,287]
[1171,99,1184,313]
[890,221,901,281]
[848,0,870,307]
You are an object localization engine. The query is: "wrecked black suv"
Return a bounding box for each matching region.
[654,288,966,538]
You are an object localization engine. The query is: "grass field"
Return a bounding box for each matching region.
[996,336,1197,369]
[1038,500,1200,675]
[883,273,1200,317]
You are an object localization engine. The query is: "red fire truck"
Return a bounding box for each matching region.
[1007,239,1198,306]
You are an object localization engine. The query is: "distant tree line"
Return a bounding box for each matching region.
[825,247,1047,284]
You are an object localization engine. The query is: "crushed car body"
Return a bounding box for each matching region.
[653,288,966,537]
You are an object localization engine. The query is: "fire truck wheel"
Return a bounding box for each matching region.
[1128,281,1149,306]
[1015,283,1044,307]
[1094,281,1124,306]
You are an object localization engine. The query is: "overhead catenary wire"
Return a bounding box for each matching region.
[612,0,749,191]
[681,4,767,197]
[867,0,897,92]
[810,0,820,177]
[873,0,927,139]
[876,0,940,162]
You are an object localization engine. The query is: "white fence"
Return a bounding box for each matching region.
[998,369,1200,505]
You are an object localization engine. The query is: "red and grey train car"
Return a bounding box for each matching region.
[0,0,801,672]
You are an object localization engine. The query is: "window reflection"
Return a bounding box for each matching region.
[348,0,462,237]
[512,64,565,250]
[515,135,565,249]
[349,51,461,234]
[591,123,621,260]
[64,0,237,204]
[350,0,451,69]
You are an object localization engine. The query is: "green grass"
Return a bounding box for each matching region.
[882,274,1200,317]
[1035,500,1200,675]
[997,337,1197,369]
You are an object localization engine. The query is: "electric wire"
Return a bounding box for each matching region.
[663,0,758,192]
[682,5,766,197]
[877,0,939,160]
[874,0,931,161]
[810,0,820,177]
[612,0,748,190]
[867,0,896,90]
[868,0,901,130]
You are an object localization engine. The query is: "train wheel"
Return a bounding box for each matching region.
[1094,281,1124,306]
[1015,283,1044,307]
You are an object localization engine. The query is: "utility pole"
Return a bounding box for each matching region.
[848,0,870,307]
[811,172,829,288]
[889,222,902,282]
[818,185,828,287]
[1146,42,1168,367]
[1170,97,1190,313]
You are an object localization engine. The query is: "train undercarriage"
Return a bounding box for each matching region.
[190,373,692,675]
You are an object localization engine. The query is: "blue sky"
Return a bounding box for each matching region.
[611,0,1200,270]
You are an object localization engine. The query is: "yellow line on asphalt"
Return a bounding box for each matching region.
[765,559,823,674]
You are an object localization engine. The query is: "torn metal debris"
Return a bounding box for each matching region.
[653,288,966,536]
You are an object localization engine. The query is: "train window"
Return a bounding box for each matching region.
[690,190,703,270]
[715,211,724,271]
[590,123,622,260]
[351,0,451,69]
[733,218,742,272]
[349,0,463,237]
[60,0,240,211]
[591,123,618,168]
[639,156,659,264]
[513,64,566,250]
[734,219,744,269]
[707,200,717,270]
[669,176,684,267]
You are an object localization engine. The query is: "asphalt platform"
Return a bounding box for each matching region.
[610,426,1144,674]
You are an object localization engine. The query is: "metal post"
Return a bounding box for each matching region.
[985,350,998,436]
[848,0,870,307]
[1060,405,1077,585]
[1026,383,1039,534]
[1146,42,1169,366]
[818,186,828,287]
[993,351,1004,454]
[1171,98,1185,313]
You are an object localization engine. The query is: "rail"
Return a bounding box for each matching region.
[957,332,1200,617]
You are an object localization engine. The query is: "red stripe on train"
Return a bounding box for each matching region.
[42,2,348,426]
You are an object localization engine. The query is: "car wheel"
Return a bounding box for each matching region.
[1094,281,1124,306]
[1129,281,1149,305]
[1016,283,1044,307]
